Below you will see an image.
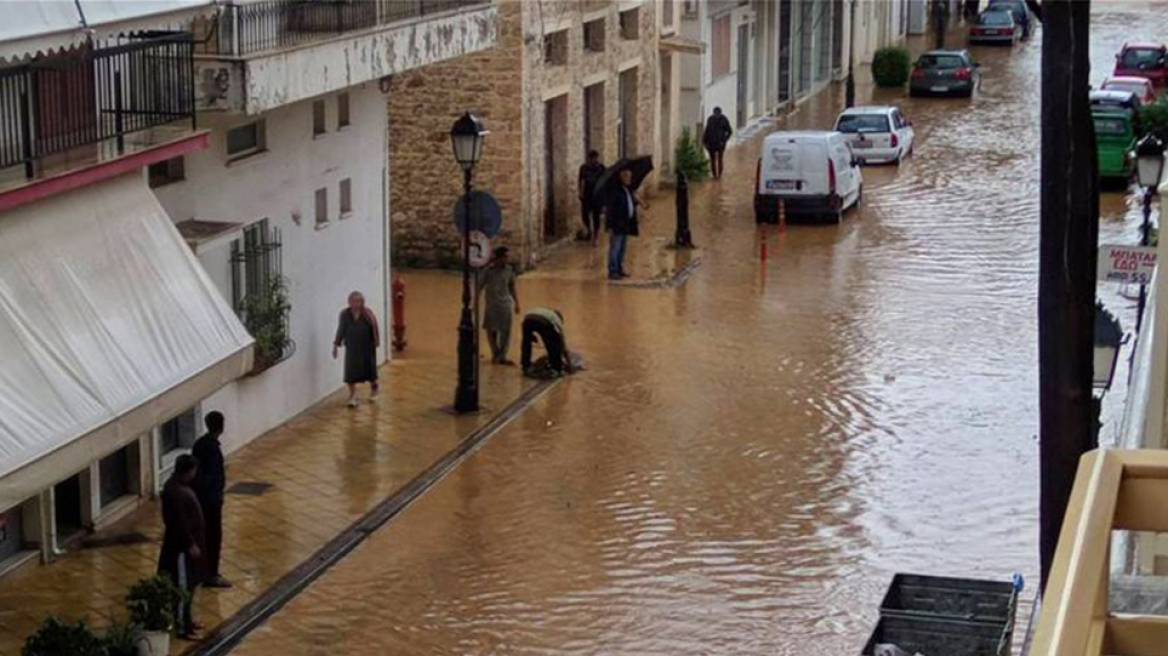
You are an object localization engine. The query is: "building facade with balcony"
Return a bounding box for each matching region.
[0,0,496,574]
[387,0,662,269]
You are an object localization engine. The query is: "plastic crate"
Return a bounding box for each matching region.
[862,615,1012,656]
[880,574,1017,624]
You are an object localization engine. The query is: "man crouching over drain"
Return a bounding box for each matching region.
[520,307,581,378]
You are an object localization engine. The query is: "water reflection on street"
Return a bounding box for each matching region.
[229,5,1165,655]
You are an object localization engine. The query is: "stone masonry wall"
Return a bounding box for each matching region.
[388,0,660,269]
[519,0,660,262]
[387,1,524,268]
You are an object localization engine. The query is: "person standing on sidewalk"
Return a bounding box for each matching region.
[703,107,733,180]
[521,307,575,376]
[157,454,205,639]
[333,291,380,407]
[605,168,646,280]
[478,246,520,365]
[192,411,231,589]
[578,150,605,245]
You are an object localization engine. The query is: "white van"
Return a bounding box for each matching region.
[754,131,863,223]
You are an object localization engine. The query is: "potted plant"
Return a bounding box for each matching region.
[103,620,142,656]
[239,275,293,375]
[126,575,185,656]
[674,126,710,184]
[21,616,105,656]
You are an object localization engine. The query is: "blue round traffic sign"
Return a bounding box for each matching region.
[453,191,503,238]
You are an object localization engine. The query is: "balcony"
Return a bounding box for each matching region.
[192,0,498,115]
[1028,449,1168,656]
[0,33,207,209]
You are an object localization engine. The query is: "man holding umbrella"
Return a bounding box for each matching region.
[592,157,653,281]
[605,167,648,280]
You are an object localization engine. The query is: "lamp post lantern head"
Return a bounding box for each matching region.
[1093,301,1124,391]
[451,112,487,172]
[1136,133,1166,190]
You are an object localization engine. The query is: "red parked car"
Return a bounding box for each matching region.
[1114,42,1168,89]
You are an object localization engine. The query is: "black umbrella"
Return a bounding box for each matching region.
[591,155,654,205]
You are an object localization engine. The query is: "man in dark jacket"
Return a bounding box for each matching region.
[191,411,230,588]
[157,454,205,639]
[605,168,647,280]
[578,150,605,244]
[702,107,734,179]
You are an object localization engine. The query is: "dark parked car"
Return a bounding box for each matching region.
[968,10,1021,45]
[910,50,981,98]
[1113,42,1168,89]
[1090,89,1143,134]
[986,0,1033,38]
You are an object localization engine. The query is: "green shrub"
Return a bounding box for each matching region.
[674,126,710,183]
[21,617,105,656]
[102,620,141,656]
[126,575,186,633]
[239,275,293,373]
[1140,98,1168,142]
[872,46,912,87]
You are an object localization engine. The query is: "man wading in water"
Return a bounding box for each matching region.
[478,246,521,365]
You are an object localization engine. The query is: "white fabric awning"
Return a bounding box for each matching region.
[0,173,254,511]
[0,0,216,62]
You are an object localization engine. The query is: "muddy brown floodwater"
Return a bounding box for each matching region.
[230,4,1165,655]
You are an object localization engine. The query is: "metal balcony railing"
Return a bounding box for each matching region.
[1029,449,1168,656]
[214,0,491,57]
[0,33,195,177]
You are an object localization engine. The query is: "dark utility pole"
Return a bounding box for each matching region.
[845,0,856,108]
[1037,0,1099,589]
[934,0,948,49]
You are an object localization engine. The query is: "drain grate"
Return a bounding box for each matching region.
[226,481,273,496]
[82,532,151,549]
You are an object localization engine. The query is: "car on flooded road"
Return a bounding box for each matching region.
[1113,42,1168,89]
[968,10,1021,45]
[1090,89,1142,132]
[910,50,981,98]
[833,106,915,165]
[754,131,863,225]
[1092,108,1137,182]
[986,0,1034,38]
[1101,76,1157,105]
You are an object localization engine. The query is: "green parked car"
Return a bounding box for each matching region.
[1093,108,1137,180]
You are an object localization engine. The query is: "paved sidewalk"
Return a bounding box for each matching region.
[0,272,536,656]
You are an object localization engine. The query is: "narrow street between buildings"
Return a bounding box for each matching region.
[216,6,1165,656]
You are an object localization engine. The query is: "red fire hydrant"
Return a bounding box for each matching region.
[392,277,407,352]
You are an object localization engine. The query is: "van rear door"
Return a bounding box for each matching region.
[760,137,826,196]
[760,139,802,195]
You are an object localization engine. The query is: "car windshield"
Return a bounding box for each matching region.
[836,114,891,133]
[918,55,966,69]
[1105,81,1146,95]
[988,2,1023,18]
[1094,117,1130,136]
[1121,48,1164,69]
[978,12,1012,26]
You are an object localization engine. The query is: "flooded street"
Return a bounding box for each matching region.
[228,5,1165,655]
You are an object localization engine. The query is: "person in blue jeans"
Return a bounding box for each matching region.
[605,168,647,280]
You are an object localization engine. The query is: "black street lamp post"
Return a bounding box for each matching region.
[1135,134,1165,336]
[451,112,487,413]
